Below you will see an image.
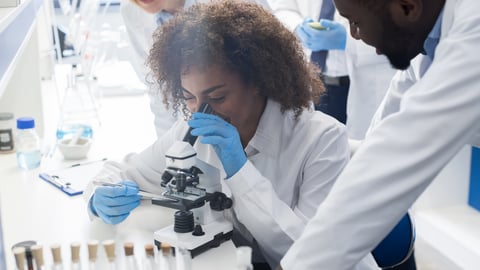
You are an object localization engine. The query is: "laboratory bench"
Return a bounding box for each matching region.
[0,75,237,269]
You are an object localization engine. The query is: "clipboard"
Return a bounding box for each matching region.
[38,159,107,196]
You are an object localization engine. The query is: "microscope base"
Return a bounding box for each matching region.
[154,220,233,258]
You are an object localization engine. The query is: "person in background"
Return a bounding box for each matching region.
[278,0,480,269]
[120,0,271,137]
[83,1,379,269]
[268,0,396,140]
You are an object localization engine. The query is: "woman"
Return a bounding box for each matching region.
[120,0,270,136]
[85,1,364,268]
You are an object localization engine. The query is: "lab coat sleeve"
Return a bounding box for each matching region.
[225,122,350,266]
[268,0,303,32]
[83,121,187,216]
[280,8,480,269]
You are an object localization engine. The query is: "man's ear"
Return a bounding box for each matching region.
[389,0,423,26]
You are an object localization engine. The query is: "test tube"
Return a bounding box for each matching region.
[50,244,64,270]
[13,247,26,270]
[70,242,81,270]
[159,243,172,270]
[31,245,45,270]
[142,244,157,270]
[175,247,192,270]
[87,240,99,270]
[123,242,139,270]
[102,239,116,270]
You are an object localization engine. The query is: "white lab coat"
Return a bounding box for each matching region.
[84,100,350,268]
[281,0,480,269]
[344,37,396,140]
[269,0,396,140]
[121,0,177,137]
[268,0,347,77]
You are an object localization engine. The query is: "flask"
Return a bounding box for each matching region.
[236,246,253,270]
[0,112,15,153]
[15,117,41,170]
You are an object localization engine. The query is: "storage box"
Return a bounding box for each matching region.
[0,0,20,8]
[468,147,480,211]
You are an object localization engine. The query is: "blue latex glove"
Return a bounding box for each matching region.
[188,112,247,178]
[90,180,141,225]
[295,18,347,51]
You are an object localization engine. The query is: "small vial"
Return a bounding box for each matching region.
[15,117,41,170]
[0,112,15,153]
[236,246,253,270]
[142,244,157,270]
[50,244,64,270]
[159,243,173,270]
[87,240,99,270]
[102,240,117,270]
[13,247,26,270]
[70,242,82,270]
[175,247,192,270]
[123,242,139,270]
[31,245,45,270]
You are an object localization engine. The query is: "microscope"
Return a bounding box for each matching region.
[153,104,234,258]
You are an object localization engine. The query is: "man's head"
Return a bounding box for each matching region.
[335,0,444,70]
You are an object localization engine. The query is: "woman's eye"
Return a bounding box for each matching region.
[208,96,225,103]
[182,92,195,100]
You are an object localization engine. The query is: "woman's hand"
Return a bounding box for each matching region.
[188,112,247,178]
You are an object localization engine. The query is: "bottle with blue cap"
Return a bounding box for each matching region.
[16,117,41,170]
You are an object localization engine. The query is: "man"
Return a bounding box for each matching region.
[278,0,480,269]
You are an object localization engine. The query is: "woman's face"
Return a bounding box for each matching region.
[134,0,167,14]
[180,65,266,136]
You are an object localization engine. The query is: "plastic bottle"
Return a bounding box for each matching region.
[15,117,41,170]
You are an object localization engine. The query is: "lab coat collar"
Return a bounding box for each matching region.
[247,99,286,159]
[422,8,444,59]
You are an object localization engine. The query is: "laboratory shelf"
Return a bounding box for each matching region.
[414,205,480,269]
[0,0,43,96]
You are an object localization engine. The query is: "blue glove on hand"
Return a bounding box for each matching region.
[188,112,247,179]
[90,180,141,225]
[295,18,347,51]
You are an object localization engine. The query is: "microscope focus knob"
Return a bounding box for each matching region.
[210,192,233,211]
[161,171,173,186]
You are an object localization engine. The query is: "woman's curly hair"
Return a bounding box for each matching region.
[147,0,324,118]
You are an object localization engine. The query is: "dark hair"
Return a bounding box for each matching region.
[147,0,324,118]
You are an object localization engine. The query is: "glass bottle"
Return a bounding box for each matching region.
[15,117,41,170]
